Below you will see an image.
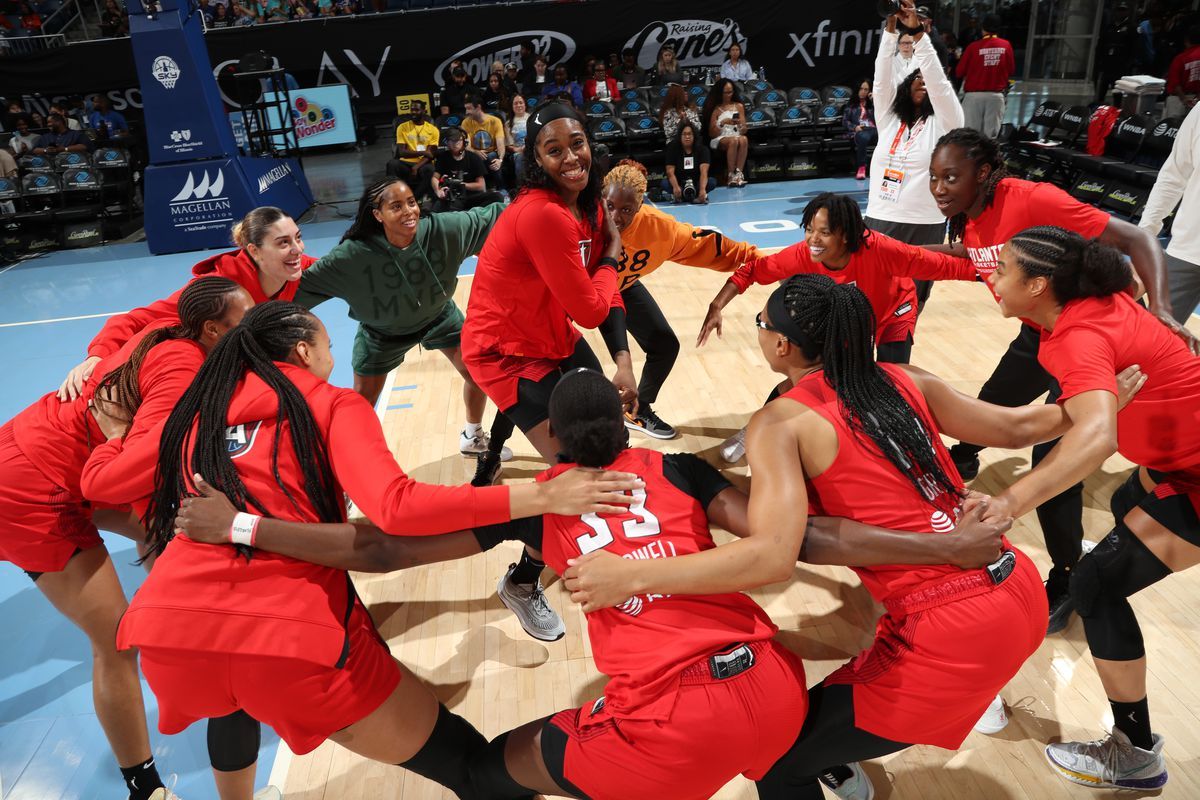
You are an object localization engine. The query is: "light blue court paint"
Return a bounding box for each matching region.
[391,385,418,392]
[0,177,1187,799]
[386,403,414,411]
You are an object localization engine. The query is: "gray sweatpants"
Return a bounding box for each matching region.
[962,92,1006,139]
[1167,251,1200,325]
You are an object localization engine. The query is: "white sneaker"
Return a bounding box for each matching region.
[253,788,284,800]
[973,694,1009,734]
[497,563,565,641]
[145,776,183,800]
[460,429,513,461]
[1045,728,1167,790]
[720,427,747,463]
[818,762,874,799]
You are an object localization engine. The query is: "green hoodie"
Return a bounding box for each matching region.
[295,203,503,336]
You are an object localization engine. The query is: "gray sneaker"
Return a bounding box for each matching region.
[818,762,874,800]
[497,563,565,642]
[1045,728,1167,790]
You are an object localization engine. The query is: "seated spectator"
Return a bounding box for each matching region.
[843,78,877,180]
[663,121,715,203]
[197,0,215,24]
[0,146,16,179]
[502,61,520,96]
[481,72,509,113]
[87,94,129,142]
[654,45,683,85]
[232,1,258,25]
[617,48,646,88]
[462,93,505,191]
[584,62,619,102]
[606,52,620,73]
[504,93,529,178]
[210,2,230,24]
[99,0,129,36]
[516,40,536,85]
[387,100,438,199]
[9,115,38,156]
[541,64,583,107]
[49,101,81,130]
[431,127,504,211]
[440,65,474,116]
[4,101,23,131]
[719,42,753,81]
[18,2,42,33]
[287,0,308,19]
[262,0,288,21]
[659,83,701,143]
[33,114,91,155]
[522,54,549,97]
[28,111,45,129]
[1165,24,1200,119]
[333,0,356,16]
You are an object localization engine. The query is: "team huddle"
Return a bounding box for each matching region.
[5,20,1200,800]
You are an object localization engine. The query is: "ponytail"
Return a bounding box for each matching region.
[1009,225,1132,302]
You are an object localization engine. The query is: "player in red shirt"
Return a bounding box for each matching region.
[0,276,252,800]
[929,127,1194,633]
[82,301,641,800]
[1165,26,1200,118]
[982,226,1200,790]
[561,274,1117,799]
[57,206,316,401]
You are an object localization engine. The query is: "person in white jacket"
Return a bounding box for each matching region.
[865,1,965,316]
[1139,102,1200,324]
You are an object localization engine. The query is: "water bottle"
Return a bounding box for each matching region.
[758,66,766,82]
[432,91,441,110]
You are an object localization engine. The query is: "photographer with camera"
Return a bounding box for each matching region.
[664,122,715,204]
[430,128,505,212]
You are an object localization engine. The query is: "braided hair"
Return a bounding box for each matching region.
[891,69,934,128]
[514,105,603,229]
[548,368,627,467]
[779,274,960,514]
[143,302,341,559]
[341,176,405,243]
[93,276,244,424]
[602,159,648,199]
[934,128,1008,243]
[1009,226,1132,302]
[801,192,870,254]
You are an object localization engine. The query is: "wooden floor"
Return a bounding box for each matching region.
[281,262,1200,800]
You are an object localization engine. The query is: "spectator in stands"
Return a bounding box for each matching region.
[617,48,646,89]
[894,34,916,83]
[502,62,520,96]
[18,2,42,34]
[210,2,230,25]
[33,114,90,155]
[4,102,23,131]
[431,127,503,211]
[439,66,474,117]
[232,1,257,25]
[197,0,215,24]
[49,101,80,131]
[462,93,505,191]
[289,0,309,19]
[606,51,620,74]
[659,83,700,143]
[1140,102,1200,325]
[1165,25,1200,119]
[264,0,289,22]
[87,94,129,142]
[99,0,129,36]
[8,116,37,156]
[719,42,753,82]
[703,78,749,186]
[28,111,45,129]
[664,121,714,203]
[388,99,438,200]
[540,64,583,107]
[0,146,16,179]
[523,55,549,98]
[843,78,877,180]
[955,12,1013,139]
[517,40,536,82]
[481,72,510,113]
[504,94,529,178]
[584,62,618,103]
[1094,2,1136,103]
[654,45,683,86]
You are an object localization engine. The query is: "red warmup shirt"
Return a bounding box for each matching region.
[538,448,777,722]
[93,363,512,666]
[729,231,976,344]
[87,249,318,360]
[11,327,203,498]
[784,366,994,602]
[955,35,1015,92]
[1040,292,1200,477]
[1167,45,1200,96]
[462,189,620,374]
[964,178,1111,331]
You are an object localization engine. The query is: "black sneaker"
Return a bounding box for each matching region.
[949,444,980,482]
[471,451,502,487]
[624,408,677,440]
[1046,569,1075,634]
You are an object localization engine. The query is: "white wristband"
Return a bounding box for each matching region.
[230,512,261,547]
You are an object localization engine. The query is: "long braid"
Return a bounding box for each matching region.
[780,275,960,515]
[342,177,402,243]
[93,276,243,424]
[1009,225,1132,302]
[934,128,1008,243]
[144,302,342,558]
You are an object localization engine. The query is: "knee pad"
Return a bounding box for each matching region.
[1109,470,1150,522]
[400,704,487,800]
[467,732,536,800]
[207,710,260,773]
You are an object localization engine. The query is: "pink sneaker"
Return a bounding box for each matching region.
[855,166,867,180]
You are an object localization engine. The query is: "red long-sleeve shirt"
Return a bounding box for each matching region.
[955,35,1014,92]
[729,231,976,344]
[86,249,317,359]
[462,189,620,366]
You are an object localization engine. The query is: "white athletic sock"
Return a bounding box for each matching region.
[464,422,483,438]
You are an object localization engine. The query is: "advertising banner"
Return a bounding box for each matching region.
[263,84,356,149]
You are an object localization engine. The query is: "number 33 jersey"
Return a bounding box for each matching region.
[538,448,777,721]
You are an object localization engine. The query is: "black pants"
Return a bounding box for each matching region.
[386,159,435,200]
[864,217,948,315]
[755,683,909,800]
[621,281,679,408]
[876,333,913,365]
[948,323,1084,574]
[434,190,506,213]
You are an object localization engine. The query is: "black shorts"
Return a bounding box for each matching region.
[503,338,602,432]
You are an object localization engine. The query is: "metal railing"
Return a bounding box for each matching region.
[0,32,69,56]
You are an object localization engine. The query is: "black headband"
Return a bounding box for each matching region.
[526,102,581,148]
[766,284,821,360]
